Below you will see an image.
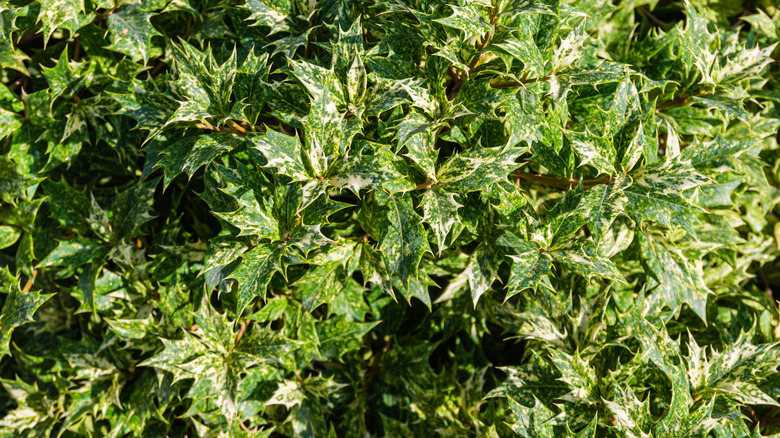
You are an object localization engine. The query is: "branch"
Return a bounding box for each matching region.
[513,169,612,190]
[195,122,247,137]
[360,337,391,394]
[22,269,38,293]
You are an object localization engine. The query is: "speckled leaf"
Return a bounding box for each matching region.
[249,129,310,181]
[0,284,51,358]
[304,86,344,176]
[624,159,709,234]
[579,176,629,245]
[38,237,108,269]
[36,0,88,46]
[463,240,501,306]
[289,60,345,107]
[229,244,284,313]
[0,107,21,140]
[421,189,461,251]
[506,239,551,299]
[638,231,710,321]
[246,0,292,34]
[486,356,567,408]
[552,241,624,283]
[213,186,278,241]
[687,332,779,406]
[437,146,525,193]
[568,130,616,175]
[0,226,21,250]
[106,5,161,65]
[434,5,492,42]
[110,177,159,241]
[329,141,413,194]
[112,80,179,136]
[375,192,430,288]
[506,398,557,438]
[157,133,243,188]
[167,42,237,125]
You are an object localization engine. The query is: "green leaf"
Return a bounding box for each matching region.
[579,176,629,245]
[38,237,108,270]
[110,177,159,242]
[463,240,501,306]
[289,60,345,107]
[245,0,293,33]
[437,145,525,193]
[0,107,21,140]
[167,42,238,125]
[329,141,413,194]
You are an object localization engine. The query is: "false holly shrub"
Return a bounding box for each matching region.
[1,0,780,436]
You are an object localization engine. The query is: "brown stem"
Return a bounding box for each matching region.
[758,266,773,299]
[73,36,81,61]
[415,180,436,190]
[8,78,25,91]
[234,320,248,344]
[360,337,392,394]
[230,121,248,134]
[148,61,168,78]
[195,122,247,137]
[15,29,42,46]
[21,269,38,293]
[637,6,666,29]
[513,169,612,190]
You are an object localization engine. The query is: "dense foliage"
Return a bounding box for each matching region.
[1,0,780,436]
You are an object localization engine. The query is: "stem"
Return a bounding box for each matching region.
[513,169,612,190]
[415,180,436,190]
[22,269,37,293]
[73,36,81,62]
[195,122,247,137]
[230,121,248,134]
[637,6,666,29]
[234,320,248,345]
[360,337,392,394]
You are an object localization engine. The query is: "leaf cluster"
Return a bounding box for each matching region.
[1,0,780,436]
